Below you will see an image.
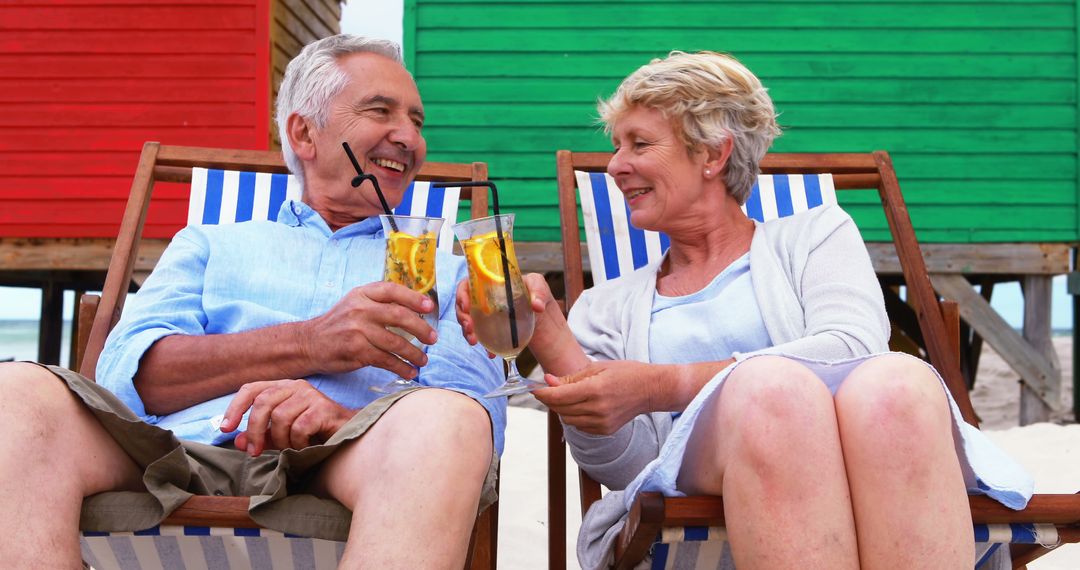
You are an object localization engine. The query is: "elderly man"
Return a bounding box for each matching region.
[0,35,504,568]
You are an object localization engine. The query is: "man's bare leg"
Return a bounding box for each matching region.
[311,389,493,569]
[0,363,144,568]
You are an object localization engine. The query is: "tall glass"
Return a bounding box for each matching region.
[453,214,542,397]
[370,214,443,394]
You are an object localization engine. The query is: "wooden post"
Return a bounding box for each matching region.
[69,289,84,370]
[36,281,63,365]
[1020,276,1060,424]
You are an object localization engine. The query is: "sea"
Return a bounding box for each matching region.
[0,320,73,364]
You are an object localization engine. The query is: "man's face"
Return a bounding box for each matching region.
[303,52,427,224]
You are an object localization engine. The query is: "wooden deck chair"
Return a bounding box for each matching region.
[548,150,1080,569]
[75,142,498,570]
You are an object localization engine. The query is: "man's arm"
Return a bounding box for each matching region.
[98,227,438,417]
[135,282,437,416]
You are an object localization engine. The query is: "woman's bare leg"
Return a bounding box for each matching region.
[835,354,973,569]
[678,356,859,570]
[310,389,493,569]
[0,363,144,568]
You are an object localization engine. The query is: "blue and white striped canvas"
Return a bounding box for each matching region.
[189,168,462,251]
[575,171,837,283]
[80,525,345,570]
[645,523,1058,570]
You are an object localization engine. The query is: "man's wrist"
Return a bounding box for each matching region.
[291,319,320,375]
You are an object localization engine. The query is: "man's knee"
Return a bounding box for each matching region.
[386,388,493,445]
[0,363,75,436]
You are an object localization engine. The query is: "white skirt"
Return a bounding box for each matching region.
[625,351,1033,509]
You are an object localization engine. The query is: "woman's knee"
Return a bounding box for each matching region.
[720,356,835,425]
[836,354,952,440]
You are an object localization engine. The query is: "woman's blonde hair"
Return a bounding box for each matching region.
[598,51,781,204]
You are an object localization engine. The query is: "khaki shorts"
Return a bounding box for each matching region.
[41,365,498,542]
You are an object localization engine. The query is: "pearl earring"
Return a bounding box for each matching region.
[705,169,712,175]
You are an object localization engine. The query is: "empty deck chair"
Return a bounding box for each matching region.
[75,142,498,570]
[547,149,1080,570]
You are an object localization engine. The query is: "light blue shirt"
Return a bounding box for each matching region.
[97,200,507,454]
[649,254,771,365]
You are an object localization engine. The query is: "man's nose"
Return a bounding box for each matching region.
[389,118,422,150]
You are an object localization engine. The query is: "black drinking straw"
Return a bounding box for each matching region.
[433,180,519,349]
[342,142,397,232]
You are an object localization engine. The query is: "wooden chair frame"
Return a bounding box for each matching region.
[76,141,498,569]
[548,149,1080,569]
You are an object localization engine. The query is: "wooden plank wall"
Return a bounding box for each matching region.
[0,0,272,239]
[269,0,342,149]
[410,0,1079,243]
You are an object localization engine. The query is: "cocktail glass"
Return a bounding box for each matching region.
[370,214,443,394]
[453,214,542,397]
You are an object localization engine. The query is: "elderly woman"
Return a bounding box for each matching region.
[460,51,1031,569]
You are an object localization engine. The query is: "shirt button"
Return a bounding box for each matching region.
[324,281,334,288]
[213,490,226,496]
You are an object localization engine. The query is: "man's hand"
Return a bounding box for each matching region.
[301,281,437,378]
[220,379,355,456]
[533,360,665,435]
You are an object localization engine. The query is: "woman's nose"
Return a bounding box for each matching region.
[607,148,630,177]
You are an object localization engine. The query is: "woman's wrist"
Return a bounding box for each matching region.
[530,315,589,377]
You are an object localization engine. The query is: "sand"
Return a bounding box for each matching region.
[497,337,1080,569]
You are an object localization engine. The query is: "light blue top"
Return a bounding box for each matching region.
[97,200,507,454]
[649,254,771,365]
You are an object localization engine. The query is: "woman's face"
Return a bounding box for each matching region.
[606,105,708,231]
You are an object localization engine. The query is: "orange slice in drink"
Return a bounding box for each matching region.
[386,231,437,294]
[465,231,516,285]
[408,233,437,294]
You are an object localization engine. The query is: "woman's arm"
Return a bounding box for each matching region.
[538,358,734,435]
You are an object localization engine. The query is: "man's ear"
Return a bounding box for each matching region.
[703,136,734,180]
[286,113,316,161]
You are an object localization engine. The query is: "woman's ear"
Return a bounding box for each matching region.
[703,136,734,180]
[286,113,316,161]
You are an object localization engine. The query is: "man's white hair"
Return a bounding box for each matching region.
[275,34,404,190]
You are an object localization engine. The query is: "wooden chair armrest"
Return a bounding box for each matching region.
[161,496,258,528]
[75,293,100,374]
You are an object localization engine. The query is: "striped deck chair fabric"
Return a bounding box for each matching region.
[81,527,345,570]
[575,171,837,283]
[187,167,462,250]
[79,167,466,569]
[646,523,1057,570]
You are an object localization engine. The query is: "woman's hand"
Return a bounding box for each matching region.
[456,272,576,363]
[220,379,355,456]
[454,279,493,356]
[534,360,665,435]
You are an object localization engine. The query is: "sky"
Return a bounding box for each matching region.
[0,0,1072,331]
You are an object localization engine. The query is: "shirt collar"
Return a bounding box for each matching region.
[277,199,383,238]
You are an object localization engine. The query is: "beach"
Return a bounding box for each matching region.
[498,337,1080,569]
